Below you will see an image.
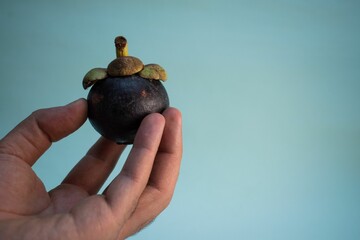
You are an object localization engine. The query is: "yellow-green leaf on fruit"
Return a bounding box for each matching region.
[139,64,167,81]
[83,68,108,89]
[107,56,144,77]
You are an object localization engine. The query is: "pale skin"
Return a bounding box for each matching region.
[0,98,182,239]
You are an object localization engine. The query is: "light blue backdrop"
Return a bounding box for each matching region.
[1,0,360,239]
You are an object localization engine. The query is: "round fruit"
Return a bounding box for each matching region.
[87,75,169,144]
[83,36,169,144]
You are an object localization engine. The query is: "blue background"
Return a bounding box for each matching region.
[1,0,360,239]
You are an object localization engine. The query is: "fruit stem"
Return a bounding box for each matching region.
[115,36,128,57]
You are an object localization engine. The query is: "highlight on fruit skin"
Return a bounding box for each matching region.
[82,36,169,144]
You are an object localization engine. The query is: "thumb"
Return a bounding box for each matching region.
[0,99,87,166]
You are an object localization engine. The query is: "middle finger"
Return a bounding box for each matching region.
[62,137,126,195]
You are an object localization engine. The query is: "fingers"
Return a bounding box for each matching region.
[59,108,182,239]
[104,113,165,222]
[62,137,126,195]
[0,99,87,166]
[118,107,183,238]
[149,107,183,193]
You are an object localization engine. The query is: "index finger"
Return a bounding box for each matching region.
[116,108,182,238]
[103,113,165,220]
[148,107,183,193]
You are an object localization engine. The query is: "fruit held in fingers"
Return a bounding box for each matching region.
[83,36,169,144]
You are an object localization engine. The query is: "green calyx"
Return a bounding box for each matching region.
[139,64,167,81]
[82,68,107,89]
[82,36,168,90]
[107,56,144,77]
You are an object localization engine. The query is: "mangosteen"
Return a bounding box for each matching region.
[83,36,169,144]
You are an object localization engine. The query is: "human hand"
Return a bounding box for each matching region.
[0,99,182,240]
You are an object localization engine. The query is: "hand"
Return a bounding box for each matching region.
[0,99,182,240]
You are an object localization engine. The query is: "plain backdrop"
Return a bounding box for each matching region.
[1,0,360,239]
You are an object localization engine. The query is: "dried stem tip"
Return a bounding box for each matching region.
[115,36,128,57]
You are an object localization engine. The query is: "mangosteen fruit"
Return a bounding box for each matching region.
[83,36,169,144]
